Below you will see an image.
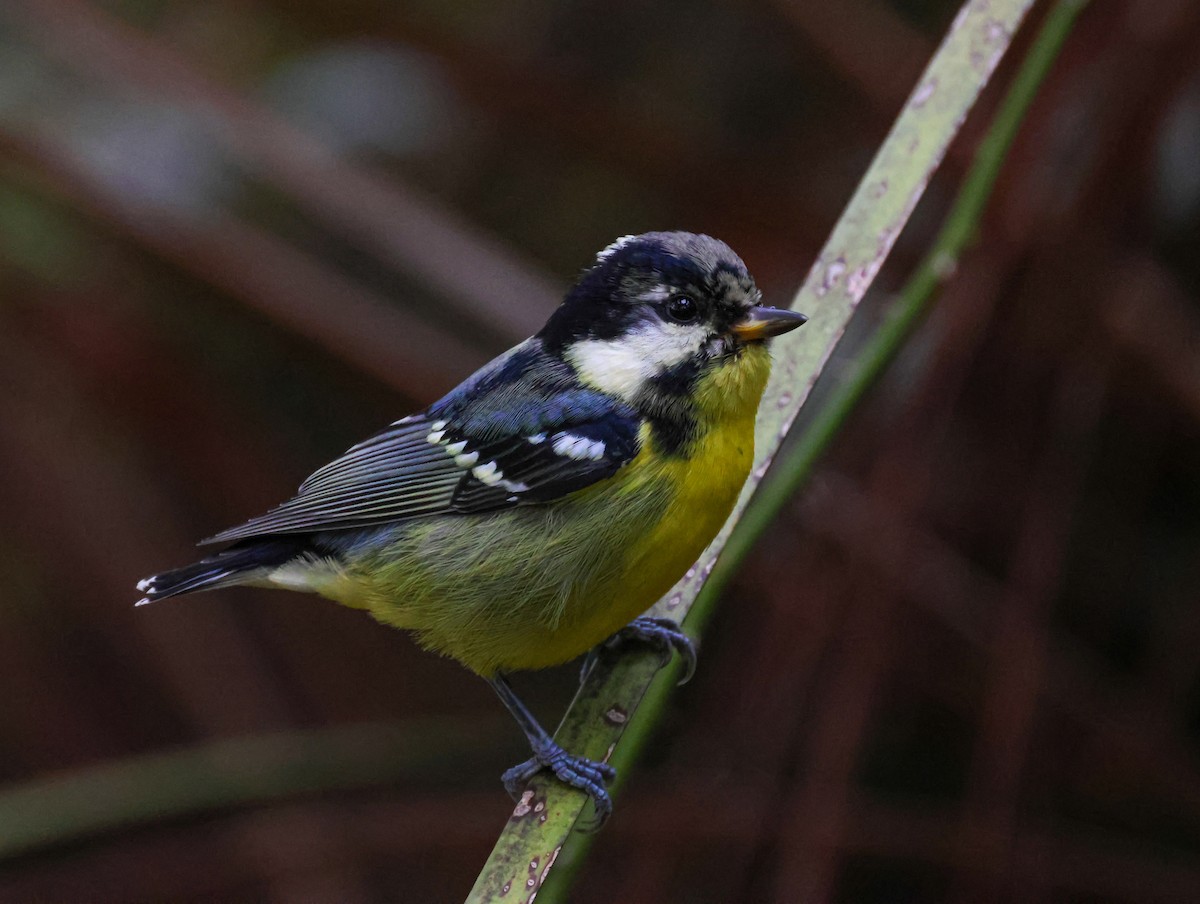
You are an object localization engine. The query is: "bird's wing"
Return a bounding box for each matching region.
[202,344,642,544]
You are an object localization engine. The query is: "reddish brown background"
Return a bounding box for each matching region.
[1,0,1198,901]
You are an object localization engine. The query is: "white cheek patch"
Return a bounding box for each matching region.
[564,336,654,401]
[565,321,709,402]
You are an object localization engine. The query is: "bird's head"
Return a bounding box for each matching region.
[539,232,806,433]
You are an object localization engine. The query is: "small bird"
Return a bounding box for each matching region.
[137,231,806,822]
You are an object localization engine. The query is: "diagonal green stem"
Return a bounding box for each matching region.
[536,1,1090,896]
[685,0,1089,641]
[468,1,1048,900]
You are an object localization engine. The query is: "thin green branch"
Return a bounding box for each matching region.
[684,0,1090,637]
[468,0,1042,900]
[538,0,1089,895]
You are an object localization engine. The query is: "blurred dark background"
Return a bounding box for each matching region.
[1,0,1199,901]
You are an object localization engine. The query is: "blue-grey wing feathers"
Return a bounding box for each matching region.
[204,417,463,542]
[203,340,641,545]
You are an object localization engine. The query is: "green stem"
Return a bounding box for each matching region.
[538,1,1089,895]
[470,1,1048,900]
[704,0,1089,627]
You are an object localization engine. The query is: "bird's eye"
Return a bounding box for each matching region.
[665,296,700,324]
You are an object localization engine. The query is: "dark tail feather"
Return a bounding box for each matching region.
[136,539,307,606]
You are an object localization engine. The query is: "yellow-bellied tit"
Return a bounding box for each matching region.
[136,232,806,822]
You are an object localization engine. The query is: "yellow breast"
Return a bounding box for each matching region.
[613,417,754,615]
[516,344,770,669]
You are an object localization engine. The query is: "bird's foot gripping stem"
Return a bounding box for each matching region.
[501,738,617,827]
[580,616,698,685]
[489,674,618,829]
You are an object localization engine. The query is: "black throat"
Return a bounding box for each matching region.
[635,355,705,457]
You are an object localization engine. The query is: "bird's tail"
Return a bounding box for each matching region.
[136,538,307,606]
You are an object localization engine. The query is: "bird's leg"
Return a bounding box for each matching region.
[579,615,698,685]
[488,673,617,827]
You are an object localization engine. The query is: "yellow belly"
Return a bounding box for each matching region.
[318,413,752,676]
[557,416,755,657]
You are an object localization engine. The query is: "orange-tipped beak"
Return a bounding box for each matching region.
[731,306,808,341]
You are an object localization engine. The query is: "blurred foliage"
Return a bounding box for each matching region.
[1,0,1199,901]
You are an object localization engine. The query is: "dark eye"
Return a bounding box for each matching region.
[665,295,700,324]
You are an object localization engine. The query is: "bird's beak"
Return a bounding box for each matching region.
[731,306,808,341]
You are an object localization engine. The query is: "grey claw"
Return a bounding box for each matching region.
[585,616,698,685]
